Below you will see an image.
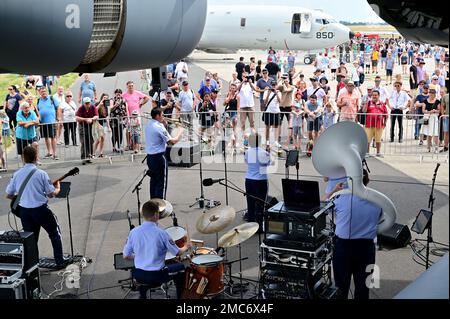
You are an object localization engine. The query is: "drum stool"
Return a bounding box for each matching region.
[134,280,171,299]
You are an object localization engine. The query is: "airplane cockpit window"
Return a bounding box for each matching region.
[316,19,324,24]
[241,18,246,27]
[292,13,301,34]
[323,19,329,24]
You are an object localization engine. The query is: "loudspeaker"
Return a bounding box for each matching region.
[377,223,411,248]
[166,142,200,168]
[151,66,168,91]
[0,231,39,271]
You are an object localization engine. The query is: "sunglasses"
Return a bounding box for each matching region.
[66,95,72,97]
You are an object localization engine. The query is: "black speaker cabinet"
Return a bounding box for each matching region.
[166,142,200,167]
[0,232,39,271]
[378,223,412,248]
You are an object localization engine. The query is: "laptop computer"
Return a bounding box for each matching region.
[282,179,321,213]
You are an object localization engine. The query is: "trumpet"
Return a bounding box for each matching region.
[164,117,192,128]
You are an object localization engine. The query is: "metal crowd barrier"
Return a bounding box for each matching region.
[2,111,449,170]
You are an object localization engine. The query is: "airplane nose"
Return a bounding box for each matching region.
[349,31,355,39]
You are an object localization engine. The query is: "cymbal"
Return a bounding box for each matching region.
[218,223,259,248]
[196,205,236,234]
[152,198,173,219]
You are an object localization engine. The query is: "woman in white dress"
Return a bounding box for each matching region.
[420,88,441,153]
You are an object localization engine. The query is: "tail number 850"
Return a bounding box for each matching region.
[316,32,335,39]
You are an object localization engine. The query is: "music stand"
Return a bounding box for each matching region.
[57,182,75,257]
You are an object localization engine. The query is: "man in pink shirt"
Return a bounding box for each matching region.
[122,81,150,116]
[337,82,360,122]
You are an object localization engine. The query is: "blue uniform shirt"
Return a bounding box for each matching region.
[145,119,171,155]
[245,147,272,180]
[16,110,38,140]
[334,194,382,240]
[123,221,180,271]
[325,177,348,198]
[37,96,59,124]
[5,164,55,208]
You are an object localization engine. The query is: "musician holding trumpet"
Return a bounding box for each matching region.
[123,200,191,299]
[145,108,184,200]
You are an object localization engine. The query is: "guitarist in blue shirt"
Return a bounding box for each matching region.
[5,146,67,267]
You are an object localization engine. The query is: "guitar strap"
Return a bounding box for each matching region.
[12,168,38,211]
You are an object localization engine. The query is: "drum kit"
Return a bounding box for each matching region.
[156,199,259,299]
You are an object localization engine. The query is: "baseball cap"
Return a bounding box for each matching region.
[346,82,355,86]
[262,68,268,73]
[310,77,318,82]
[282,73,289,79]
[83,97,92,104]
[320,77,329,84]
[432,75,439,80]
[423,84,430,89]
[182,80,189,86]
[271,80,278,85]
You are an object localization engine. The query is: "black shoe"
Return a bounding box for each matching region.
[399,140,403,143]
[390,139,394,143]
[55,257,71,269]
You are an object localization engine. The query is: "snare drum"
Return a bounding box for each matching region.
[165,226,187,248]
[194,247,217,256]
[189,255,224,297]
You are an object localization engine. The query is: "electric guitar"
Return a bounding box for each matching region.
[10,167,80,218]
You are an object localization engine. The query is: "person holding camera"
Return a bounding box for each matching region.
[237,73,257,139]
[93,94,111,158]
[362,90,388,157]
[263,81,282,148]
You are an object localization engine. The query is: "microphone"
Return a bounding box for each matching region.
[202,178,225,187]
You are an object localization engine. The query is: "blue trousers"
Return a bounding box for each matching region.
[147,153,168,200]
[134,263,185,299]
[245,179,268,225]
[333,237,376,299]
[20,205,64,263]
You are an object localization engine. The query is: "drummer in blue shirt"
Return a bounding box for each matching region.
[123,200,191,299]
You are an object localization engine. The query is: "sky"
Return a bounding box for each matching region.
[217,0,386,23]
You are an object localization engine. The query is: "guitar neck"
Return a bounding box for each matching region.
[53,174,69,184]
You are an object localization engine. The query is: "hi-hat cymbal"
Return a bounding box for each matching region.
[218,223,259,248]
[152,198,173,219]
[196,205,236,234]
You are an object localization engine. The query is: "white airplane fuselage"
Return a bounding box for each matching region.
[198,4,352,53]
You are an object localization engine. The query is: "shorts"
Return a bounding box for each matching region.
[279,107,292,122]
[372,60,378,67]
[308,117,322,132]
[225,111,238,120]
[365,127,383,144]
[16,137,37,155]
[354,81,361,87]
[386,69,393,76]
[2,128,10,137]
[443,117,449,133]
[331,69,337,74]
[263,113,280,126]
[40,124,56,139]
[292,126,301,137]
[132,132,141,145]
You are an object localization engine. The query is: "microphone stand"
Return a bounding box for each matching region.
[132,170,149,226]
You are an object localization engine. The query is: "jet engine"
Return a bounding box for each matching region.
[0,0,208,75]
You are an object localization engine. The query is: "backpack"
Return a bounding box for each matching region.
[37,96,57,111]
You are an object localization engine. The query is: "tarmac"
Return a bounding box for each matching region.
[0,50,448,299]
